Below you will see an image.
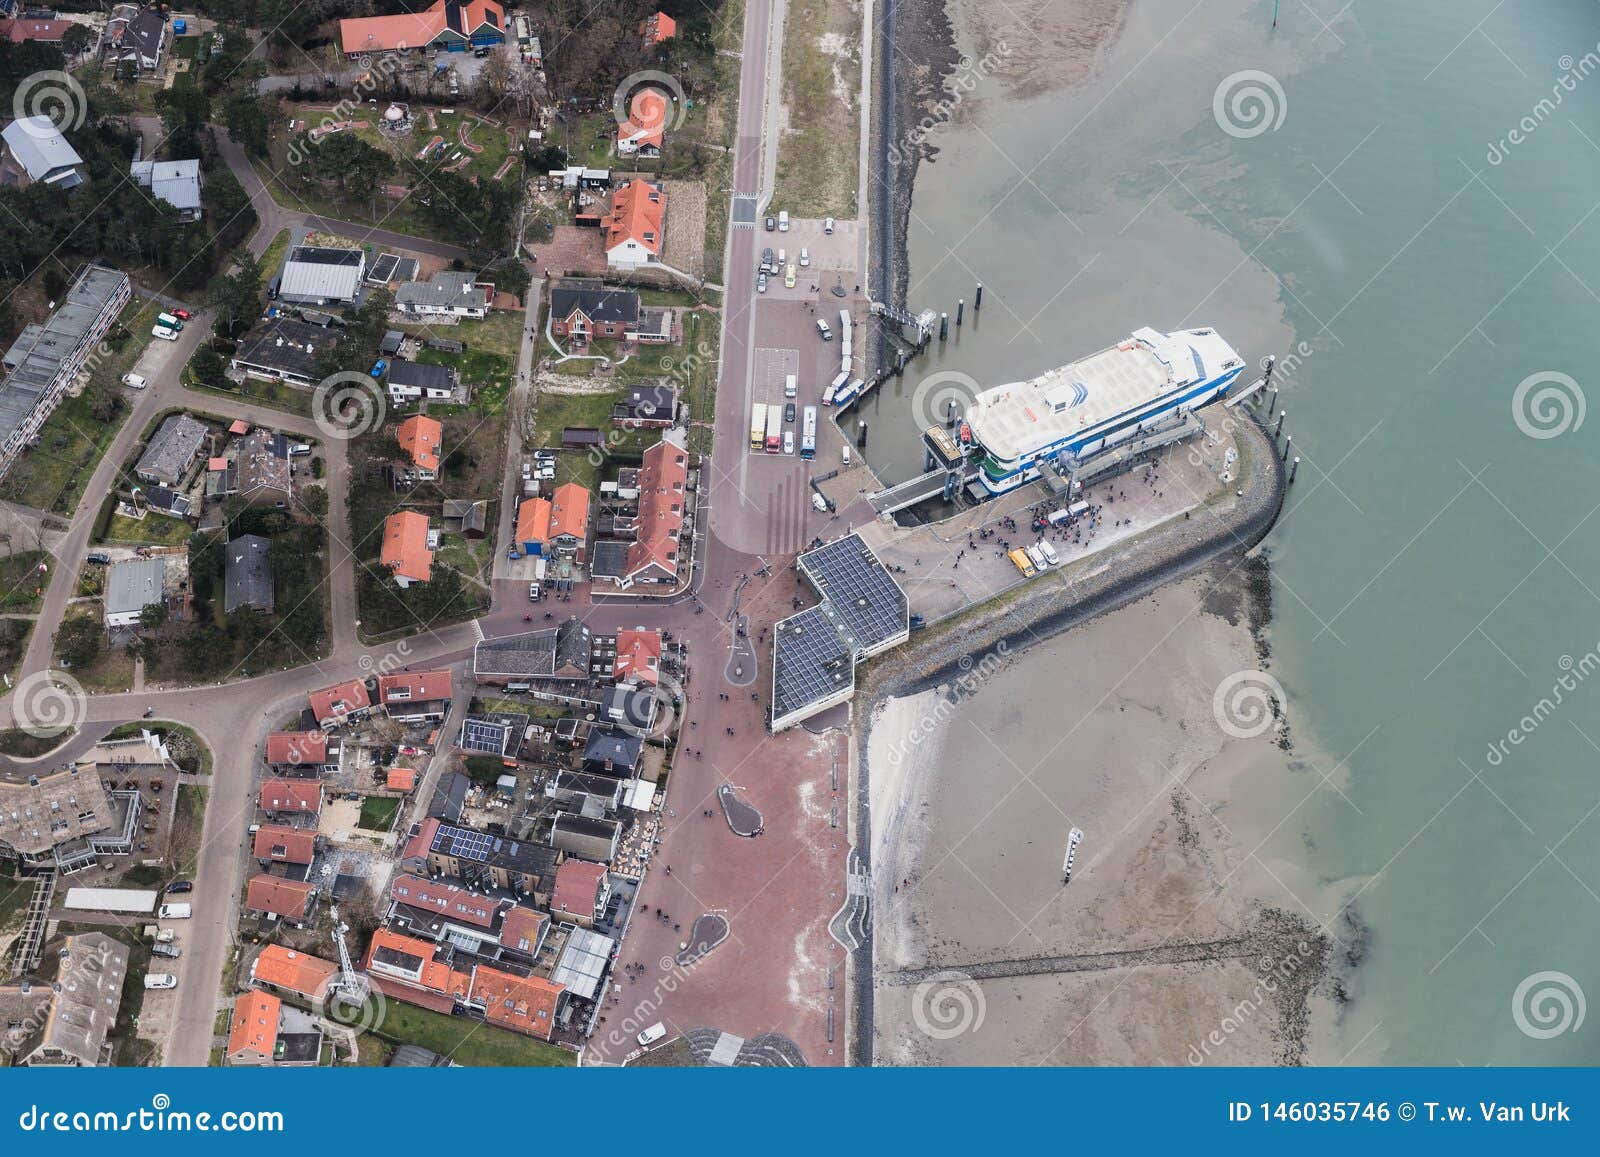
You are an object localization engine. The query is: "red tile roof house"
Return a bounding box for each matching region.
[250,945,339,1002]
[245,875,319,928]
[259,778,322,817]
[614,627,664,685]
[548,482,591,562]
[395,415,442,484]
[389,874,501,933]
[265,730,339,771]
[642,10,676,45]
[549,859,610,929]
[467,965,563,1040]
[380,510,434,588]
[387,765,418,792]
[253,824,319,867]
[309,677,373,728]
[226,991,281,1065]
[603,179,666,272]
[617,429,689,588]
[377,670,453,723]
[616,86,668,157]
[363,929,473,1015]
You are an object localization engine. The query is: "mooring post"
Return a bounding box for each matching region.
[974,283,983,311]
[939,313,949,341]
[956,299,964,326]
[1289,456,1299,483]
[1268,386,1279,413]
[1282,434,1292,461]
[1275,409,1286,438]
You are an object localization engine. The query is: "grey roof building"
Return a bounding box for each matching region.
[135,413,208,486]
[0,932,128,1067]
[394,271,491,317]
[581,725,642,777]
[0,265,129,480]
[549,282,640,327]
[116,10,166,70]
[104,556,167,628]
[130,158,202,219]
[472,619,594,683]
[386,359,456,396]
[1,116,85,189]
[276,232,365,305]
[550,813,621,863]
[225,534,274,614]
[230,316,330,387]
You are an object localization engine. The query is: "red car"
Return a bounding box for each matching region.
[172,308,191,320]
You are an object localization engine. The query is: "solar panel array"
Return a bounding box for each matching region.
[459,717,511,754]
[773,607,855,719]
[800,534,908,652]
[432,824,494,863]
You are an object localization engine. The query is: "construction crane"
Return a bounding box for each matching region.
[329,905,370,1009]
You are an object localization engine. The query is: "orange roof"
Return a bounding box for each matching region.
[229,420,250,435]
[253,824,317,865]
[388,766,418,791]
[396,415,442,474]
[604,180,666,257]
[626,433,689,580]
[246,875,316,920]
[390,874,500,928]
[378,669,453,705]
[643,11,676,43]
[309,678,371,724]
[549,482,590,541]
[265,731,327,765]
[380,511,434,583]
[339,0,503,54]
[259,778,321,814]
[227,990,280,1060]
[470,965,563,1039]
[516,497,551,544]
[401,816,441,864]
[551,859,608,920]
[618,87,668,151]
[500,906,548,954]
[615,628,663,684]
[364,928,472,1001]
[208,456,228,472]
[251,945,339,998]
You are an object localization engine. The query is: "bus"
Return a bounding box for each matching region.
[764,405,782,453]
[749,403,768,451]
[800,406,817,459]
[823,370,849,405]
[838,308,851,344]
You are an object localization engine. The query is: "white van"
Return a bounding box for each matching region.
[289,443,312,456]
[1025,544,1049,572]
[144,974,178,990]
[823,216,835,234]
[784,373,797,398]
[778,210,789,232]
[158,903,192,920]
[776,247,786,267]
[842,444,851,466]
[783,431,795,455]
[815,319,832,341]
[151,325,179,342]
[637,1022,667,1046]
[1036,540,1060,567]
[122,373,147,389]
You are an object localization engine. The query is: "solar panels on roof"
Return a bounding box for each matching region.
[431,824,493,862]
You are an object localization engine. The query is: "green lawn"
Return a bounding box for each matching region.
[187,375,315,419]
[358,999,574,1067]
[168,785,208,876]
[0,728,72,758]
[0,866,32,942]
[0,551,50,613]
[257,229,291,289]
[0,618,34,684]
[357,795,401,831]
[103,512,193,548]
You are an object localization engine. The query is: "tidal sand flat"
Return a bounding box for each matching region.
[869,563,1337,1065]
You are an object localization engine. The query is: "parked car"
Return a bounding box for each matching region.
[757,272,768,294]
[799,248,810,267]
[172,308,191,320]
[157,904,191,921]
[144,974,177,990]
[122,373,147,389]
[784,263,797,288]
[638,1022,667,1046]
[823,216,835,234]
[783,431,795,455]
[784,402,796,423]
[764,215,776,231]
[778,210,790,231]
[165,880,193,894]
[816,319,832,340]
[760,247,774,272]
[150,942,180,959]
[529,582,541,601]
[85,552,110,565]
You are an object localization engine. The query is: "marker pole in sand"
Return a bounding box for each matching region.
[1062,827,1084,883]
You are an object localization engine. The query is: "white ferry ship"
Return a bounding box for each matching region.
[963,326,1245,495]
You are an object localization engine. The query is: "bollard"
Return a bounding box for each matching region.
[1268,386,1279,413]
[1289,456,1299,484]
[974,283,983,311]
[939,312,949,341]
[1282,434,1292,461]
[1275,410,1286,438]
[956,299,964,326]
[857,421,868,447]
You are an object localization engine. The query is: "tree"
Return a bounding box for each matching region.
[190,345,227,388]
[225,93,272,157]
[300,486,329,517]
[156,84,212,156]
[213,254,262,340]
[56,617,101,669]
[61,24,95,58]
[139,602,169,630]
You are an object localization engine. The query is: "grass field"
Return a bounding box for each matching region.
[188,375,315,419]
[168,785,208,876]
[0,618,34,684]
[257,229,291,291]
[772,0,861,218]
[103,512,193,548]
[357,999,575,1067]
[358,794,401,831]
[0,551,50,613]
[0,728,73,758]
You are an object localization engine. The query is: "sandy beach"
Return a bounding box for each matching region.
[867,561,1337,1065]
